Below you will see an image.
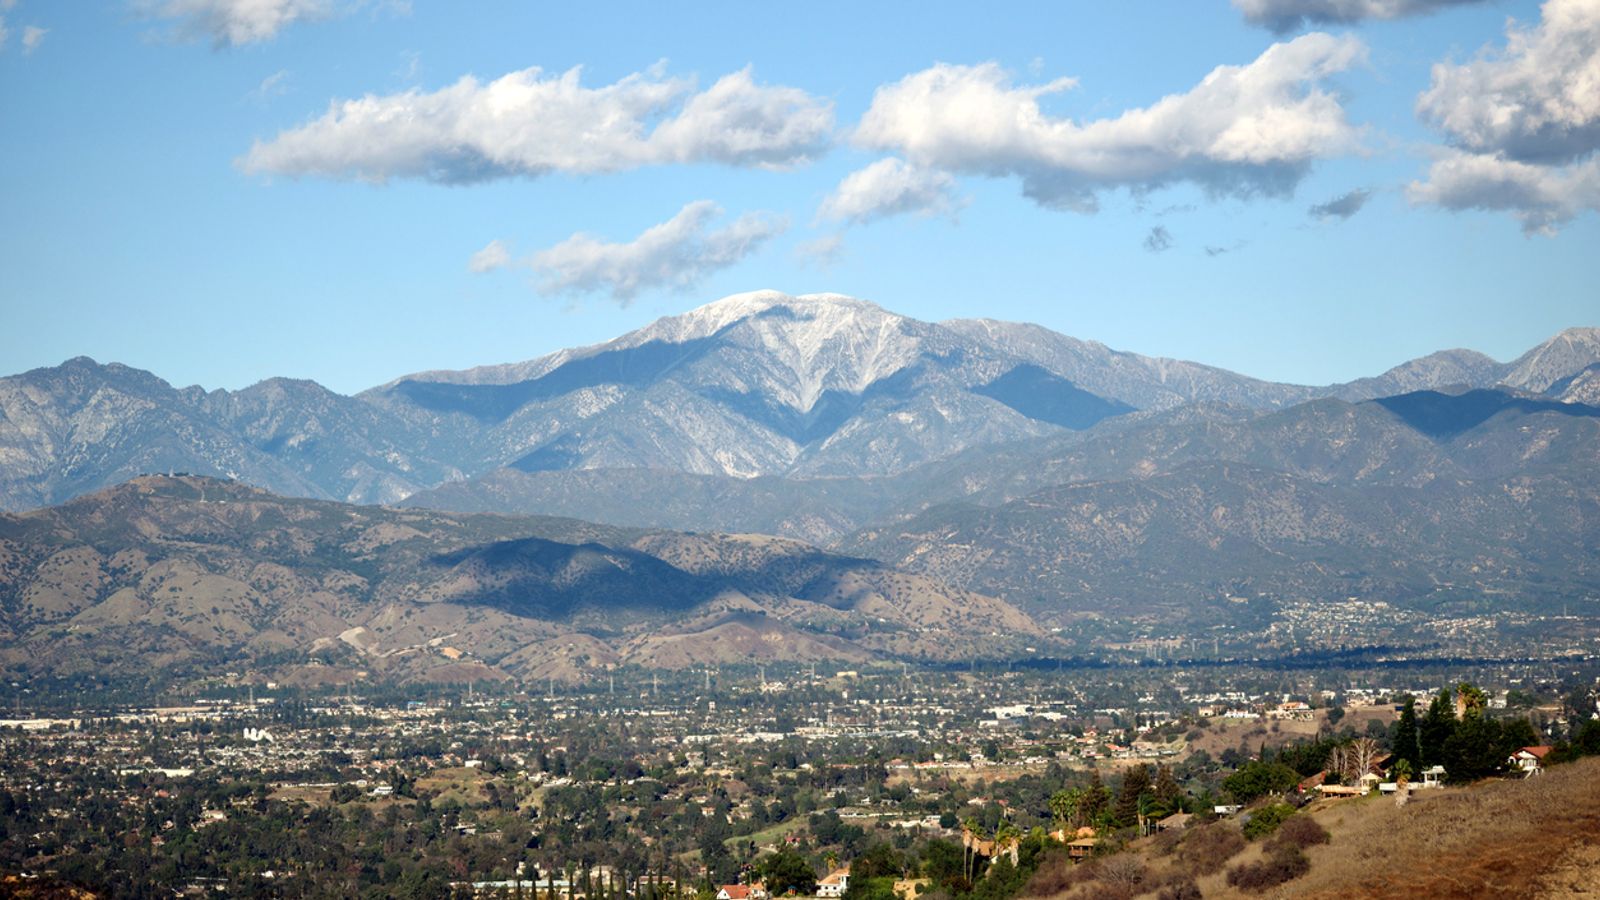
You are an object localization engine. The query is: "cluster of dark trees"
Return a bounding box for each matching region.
[1389,684,1540,781]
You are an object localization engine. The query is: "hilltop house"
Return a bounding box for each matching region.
[1509,746,1552,777]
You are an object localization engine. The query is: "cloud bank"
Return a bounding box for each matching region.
[1409,0,1600,232]
[854,33,1367,213]
[530,201,786,303]
[241,65,834,183]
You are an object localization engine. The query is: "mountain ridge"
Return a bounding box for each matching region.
[2,293,1596,513]
[0,474,1043,682]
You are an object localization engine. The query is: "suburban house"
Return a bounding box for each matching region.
[718,885,767,900]
[817,869,851,898]
[1154,811,1192,832]
[1508,746,1552,776]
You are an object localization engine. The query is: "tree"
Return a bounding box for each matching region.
[1420,690,1457,767]
[1334,737,1381,785]
[1391,759,1413,808]
[1442,714,1504,781]
[1047,788,1082,831]
[1573,718,1600,756]
[1152,765,1182,815]
[849,842,901,880]
[1113,764,1151,830]
[1222,761,1299,804]
[758,851,817,897]
[1390,698,1421,771]
[1080,771,1112,828]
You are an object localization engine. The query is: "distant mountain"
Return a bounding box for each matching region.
[0,476,1041,683]
[360,291,1133,479]
[838,459,1600,626]
[0,358,461,510]
[1547,363,1600,405]
[2,293,1596,516]
[406,386,1600,546]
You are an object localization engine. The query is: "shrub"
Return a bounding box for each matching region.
[1096,856,1147,890]
[1269,814,1330,850]
[1242,803,1296,840]
[1156,877,1203,900]
[1018,851,1081,897]
[1226,846,1311,892]
[1176,821,1246,876]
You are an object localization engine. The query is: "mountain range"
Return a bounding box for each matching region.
[5,291,1596,513]
[2,292,1598,679]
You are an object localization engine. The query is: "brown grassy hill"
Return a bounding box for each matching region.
[0,475,1041,684]
[1031,756,1600,899]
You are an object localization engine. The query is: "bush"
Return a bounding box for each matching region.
[1176,821,1246,876]
[1226,846,1311,892]
[1096,856,1147,890]
[1269,814,1330,850]
[1018,851,1082,897]
[1242,803,1296,840]
[1156,876,1203,900]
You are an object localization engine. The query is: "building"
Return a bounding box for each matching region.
[817,869,850,898]
[1508,746,1552,777]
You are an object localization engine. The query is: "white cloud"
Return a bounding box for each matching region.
[818,157,960,224]
[240,64,833,183]
[855,33,1367,212]
[649,68,834,168]
[467,239,512,274]
[138,0,335,46]
[20,23,42,52]
[795,233,846,269]
[1410,0,1600,231]
[1234,0,1488,32]
[531,201,787,303]
[1409,150,1600,233]
[250,69,290,102]
[0,16,9,49]
[1417,0,1600,164]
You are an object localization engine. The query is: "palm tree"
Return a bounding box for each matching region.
[1048,788,1083,834]
[960,817,983,882]
[1392,758,1413,807]
[992,822,1022,866]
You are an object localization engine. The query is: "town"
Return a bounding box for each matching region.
[4,651,1599,898]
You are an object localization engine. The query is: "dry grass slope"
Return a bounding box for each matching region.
[1036,755,1600,899]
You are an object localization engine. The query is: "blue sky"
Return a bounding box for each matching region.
[1,0,1596,394]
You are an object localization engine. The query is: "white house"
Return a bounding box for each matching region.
[1508,746,1552,777]
[817,869,851,898]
